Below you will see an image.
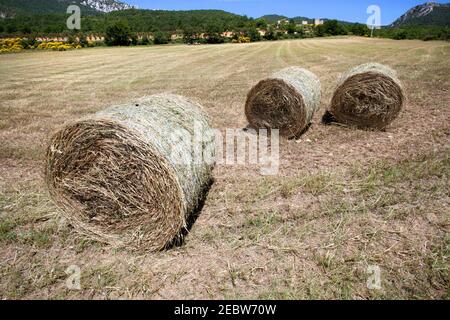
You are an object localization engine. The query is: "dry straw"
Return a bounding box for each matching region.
[45,94,215,252]
[245,67,321,139]
[324,63,405,130]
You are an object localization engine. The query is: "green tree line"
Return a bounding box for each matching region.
[0,9,448,44]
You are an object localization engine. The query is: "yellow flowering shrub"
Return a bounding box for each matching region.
[232,36,251,43]
[0,38,24,53]
[0,38,84,53]
[37,41,78,51]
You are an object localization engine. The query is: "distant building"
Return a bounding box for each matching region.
[171,34,182,40]
[277,19,289,27]
[221,31,235,38]
[302,21,308,25]
[315,19,324,26]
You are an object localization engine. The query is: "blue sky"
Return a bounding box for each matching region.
[126,0,448,25]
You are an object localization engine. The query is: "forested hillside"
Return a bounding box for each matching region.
[0,9,252,34]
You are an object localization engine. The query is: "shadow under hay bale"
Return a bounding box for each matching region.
[45,94,215,252]
[245,67,321,139]
[324,63,405,130]
[165,177,214,250]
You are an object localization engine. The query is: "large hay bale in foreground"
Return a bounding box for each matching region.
[45,94,215,252]
[324,63,405,129]
[245,67,321,139]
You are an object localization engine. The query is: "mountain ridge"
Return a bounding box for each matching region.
[0,0,135,17]
[260,14,314,24]
[80,0,135,13]
[391,2,450,27]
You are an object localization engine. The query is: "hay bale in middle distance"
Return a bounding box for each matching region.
[324,63,405,130]
[245,67,321,139]
[45,94,215,252]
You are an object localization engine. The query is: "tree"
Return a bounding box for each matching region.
[78,35,88,47]
[183,27,198,44]
[264,26,278,41]
[255,18,267,29]
[6,23,18,34]
[244,26,261,42]
[20,25,32,34]
[393,30,407,40]
[131,34,138,45]
[67,35,76,44]
[317,20,348,36]
[296,26,305,38]
[316,25,325,37]
[20,38,35,49]
[349,23,370,36]
[205,24,224,44]
[154,31,169,44]
[140,35,151,45]
[286,20,297,34]
[105,21,132,46]
[324,20,339,35]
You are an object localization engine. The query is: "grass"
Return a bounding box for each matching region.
[0,218,18,243]
[0,37,449,299]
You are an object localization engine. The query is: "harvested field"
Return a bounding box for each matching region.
[0,37,449,299]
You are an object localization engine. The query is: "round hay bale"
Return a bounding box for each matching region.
[45,94,215,252]
[325,63,405,130]
[245,67,321,139]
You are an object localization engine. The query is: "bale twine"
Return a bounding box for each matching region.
[245,67,321,139]
[45,94,215,252]
[324,63,405,130]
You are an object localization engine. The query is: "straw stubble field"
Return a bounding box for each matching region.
[0,37,449,299]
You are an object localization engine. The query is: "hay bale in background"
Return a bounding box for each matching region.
[245,67,321,139]
[45,94,215,252]
[324,63,405,130]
